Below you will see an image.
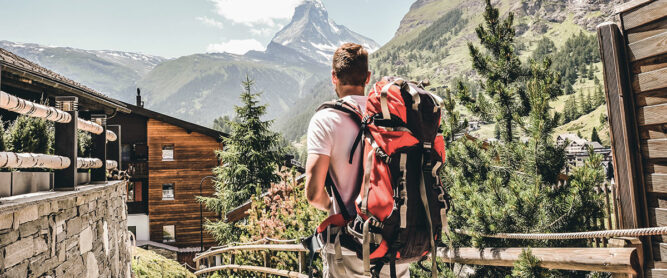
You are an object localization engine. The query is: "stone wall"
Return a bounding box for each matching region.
[0,181,131,277]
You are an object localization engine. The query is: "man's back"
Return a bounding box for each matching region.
[307,95,366,216]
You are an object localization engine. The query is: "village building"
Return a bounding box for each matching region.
[557,133,612,174]
[107,90,226,265]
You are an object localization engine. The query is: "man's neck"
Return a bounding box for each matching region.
[336,85,365,98]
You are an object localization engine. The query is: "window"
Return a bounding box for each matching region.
[162,183,174,200]
[162,145,174,161]
[128,226,137,237]
[163,225,175,242]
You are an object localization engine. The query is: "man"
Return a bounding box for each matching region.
[305,43,410,277]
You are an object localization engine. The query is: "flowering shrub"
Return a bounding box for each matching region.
[240,168,326,273]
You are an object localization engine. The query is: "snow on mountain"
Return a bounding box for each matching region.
[269,0,380,65]
[0,40,166,101]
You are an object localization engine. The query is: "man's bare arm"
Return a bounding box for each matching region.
[305,153,332,211]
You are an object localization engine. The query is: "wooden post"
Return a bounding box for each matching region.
[107,125,122,170]
[54,96,78,190]
[597,21,652,264]
[609,237,644,278]
[90,114,107,183]
[298,251,305,273]
[597,21,648,229]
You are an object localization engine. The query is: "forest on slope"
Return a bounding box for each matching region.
[278,0,620,161]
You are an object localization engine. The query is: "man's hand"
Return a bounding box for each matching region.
[305,153,332,211]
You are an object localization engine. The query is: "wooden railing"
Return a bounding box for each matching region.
[0,90,121,193]
[192,243,641,277]
[588,181,618,247]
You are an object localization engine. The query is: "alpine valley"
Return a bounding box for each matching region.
[1,0,625,145]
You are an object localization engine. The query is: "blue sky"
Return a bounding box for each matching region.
[0,0,413,58]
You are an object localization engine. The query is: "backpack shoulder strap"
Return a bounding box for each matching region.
[316,99,363,124]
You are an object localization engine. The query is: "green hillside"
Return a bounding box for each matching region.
[137,53,328,126]
[360,0,617,144]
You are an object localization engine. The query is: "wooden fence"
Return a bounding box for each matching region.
[0,89,121,194]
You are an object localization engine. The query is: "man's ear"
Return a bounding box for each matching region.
[331,70,338,86]
[365,71,372,85]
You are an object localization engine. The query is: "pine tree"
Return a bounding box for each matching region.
[460,0,528,143]
[199,76,285,244]
[595,85,605,106]
[443,1,604,276]
[441,85,467,144]
[591,127,601,144]
[583,91,593,113]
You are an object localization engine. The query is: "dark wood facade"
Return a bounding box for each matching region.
[598,0,667,275]
[146,118,220,248]
[106,94,226,264]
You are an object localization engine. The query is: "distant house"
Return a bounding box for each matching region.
[557,133,612,175]
[107,90,227,264]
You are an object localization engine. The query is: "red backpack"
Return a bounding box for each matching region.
[304,77,449,278]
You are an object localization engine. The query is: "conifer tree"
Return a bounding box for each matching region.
[462,0,528,143]
[443,1,604,276]
[595,85,605,106]
[591,127,601,144]
[583,91,593,113]
[200,76,285,244]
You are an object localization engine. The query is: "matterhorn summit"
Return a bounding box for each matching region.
[268,0,380,65]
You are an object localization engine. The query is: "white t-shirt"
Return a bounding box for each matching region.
[307,95,367,217]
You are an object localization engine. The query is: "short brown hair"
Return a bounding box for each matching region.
[332,43,368,86]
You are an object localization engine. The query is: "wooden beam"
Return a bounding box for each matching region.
[647,174,667,193]
[437,248,639,274]
[194,244,641,275]
[640,124,667,139]
[627,17,667,43]
[194,264,307,278]
[636,89,667,106]
[638,103,667,126]
[647,268,667,277]
[621,0,667,30]
[627,31,667,61]
[647,162,667,174]
[642,139,667,158]
[598,22,648,229]
[631,53,667,74]
[653,243,667,261]
[616,0,654,14]
[634,67,667,93]
[649,208,667,226]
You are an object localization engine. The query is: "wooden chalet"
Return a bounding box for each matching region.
[597,0,667,275]
[107,90,227,264]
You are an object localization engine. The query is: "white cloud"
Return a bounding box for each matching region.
[209,0,303,26]
[206,39,266,55]
[196,16,224,29]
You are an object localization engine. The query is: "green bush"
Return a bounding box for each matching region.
[78,130,92,157]
[4,115,53,154]
[132,247,195,278]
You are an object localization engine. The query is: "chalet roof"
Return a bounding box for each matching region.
[586,141,605,150]
[123,101,228,140]
[0,47,129,113]
[557,133,583,142]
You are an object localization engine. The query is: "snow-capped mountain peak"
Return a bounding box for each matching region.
[269,0,379,65]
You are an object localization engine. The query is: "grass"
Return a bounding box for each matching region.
[132,247,196,278]
[553,104,610,145]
